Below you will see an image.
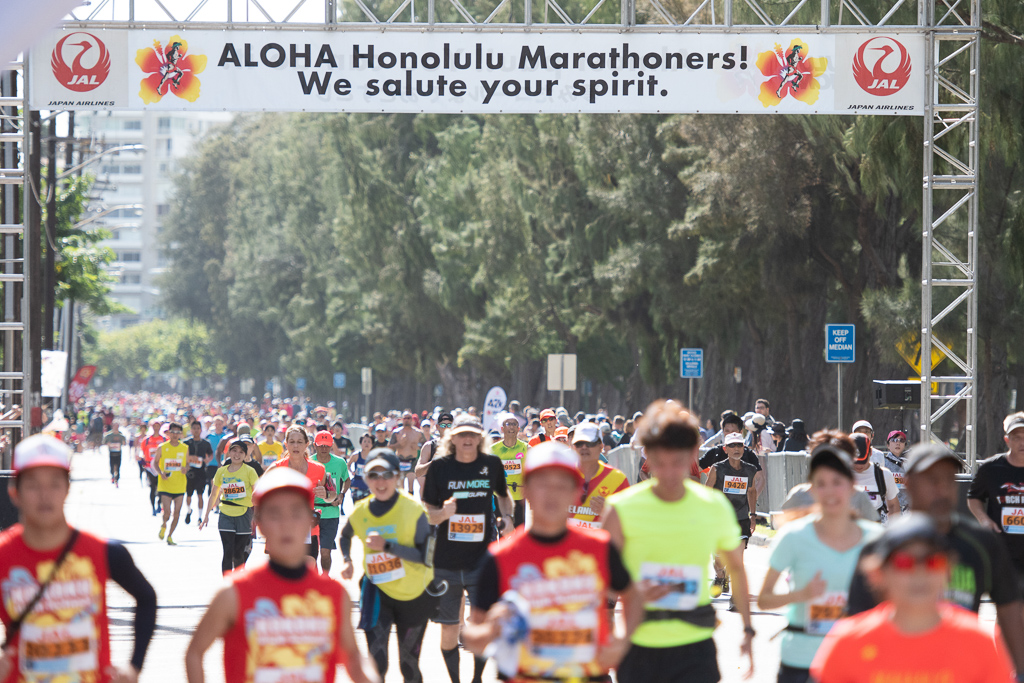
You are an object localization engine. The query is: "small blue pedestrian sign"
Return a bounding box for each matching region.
[333,372,346,389]
[825,325,856,363]
[680,348,704,379]
[296,377,307,391]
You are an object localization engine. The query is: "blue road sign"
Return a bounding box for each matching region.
[296,377,307,391]
[826,325,856,363]
[680,348,704,379]
[333,372,346,389]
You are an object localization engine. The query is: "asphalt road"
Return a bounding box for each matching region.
[37,445,977,683]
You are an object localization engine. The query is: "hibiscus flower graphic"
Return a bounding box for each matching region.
[135,35,207,104]
[755,39,828,107]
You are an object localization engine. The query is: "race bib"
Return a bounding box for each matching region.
[857,485,880,504]
[639,563,702,611]
[263,455,277,469]
[164,458,183,473]
[366,552,405,584]
[528,609,597,668]
[354,464,364,477]
[448,514,485,542]
[1003,507,1024,534]
[108,444,121,453]
[805,591,847,636]
[722,475,748,495]
[503,459,523,475]
[222,482,246,500]
[254,667,324,683]
[893,472,906,490]
[399,460,413,472]
[188,455,204,468]
[19,618,98,676]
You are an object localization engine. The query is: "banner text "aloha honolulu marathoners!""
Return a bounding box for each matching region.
[216,41,749,105]
[30,29,927,115]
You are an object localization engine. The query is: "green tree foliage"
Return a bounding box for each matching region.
[44,173,123,314]
[160,6,1023,450]
[86,319,224,384]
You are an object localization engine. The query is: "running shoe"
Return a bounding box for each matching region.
[710,577,724,598]
[722,574,731,595]
[158,525,166,540]
[185,510,191,525]
[166,537,177,546]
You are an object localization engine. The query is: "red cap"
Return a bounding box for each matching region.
[540,409,557,420]
[523,442,583,485]
[252,468,314,507]
[314,430,334,447]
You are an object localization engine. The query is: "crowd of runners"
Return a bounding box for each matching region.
[2,392,1024,683]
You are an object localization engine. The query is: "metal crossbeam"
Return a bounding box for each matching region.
[57,0,929,27]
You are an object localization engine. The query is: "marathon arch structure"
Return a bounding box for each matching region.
[0,0,981,464]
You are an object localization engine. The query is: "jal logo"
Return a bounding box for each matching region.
[852,37,912,96]
[51,32,110,92]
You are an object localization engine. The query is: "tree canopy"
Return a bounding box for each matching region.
[155,6,1023,454]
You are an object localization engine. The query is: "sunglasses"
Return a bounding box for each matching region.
[366,470,396,481]
[888,551,948,572]
[890,438,906,443]
[439,423,452,429]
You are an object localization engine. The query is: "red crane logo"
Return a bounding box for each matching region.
[852,37,912,96]
[51,32,111,92]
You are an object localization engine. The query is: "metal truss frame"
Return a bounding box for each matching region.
[0,62,34,447]
[1,0,981,462]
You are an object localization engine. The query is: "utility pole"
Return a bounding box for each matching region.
[44,118,56,351]
[27,110,42,429]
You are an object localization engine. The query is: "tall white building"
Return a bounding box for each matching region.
[74,111,231,330]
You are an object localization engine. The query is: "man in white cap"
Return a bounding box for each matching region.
[464,441,639,680]
[490,411,529,527]
[569,422,629,530]
[186,468,378,683]
[852,419,886,467]
[0,435,157,683]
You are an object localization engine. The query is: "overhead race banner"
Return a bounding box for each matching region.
[30,29,924,115]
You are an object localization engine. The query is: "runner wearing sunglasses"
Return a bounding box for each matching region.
[415,411,453,489]
[341,449,435,683]
[811,513,1013,683]
[883,431,910,511]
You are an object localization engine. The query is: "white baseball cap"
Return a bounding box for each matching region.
[852,420,873,433]
[14,434,72,475]
[724,432,745,446]
[252,467,314,507]
[524,442,582,484]
[572,422,602,445]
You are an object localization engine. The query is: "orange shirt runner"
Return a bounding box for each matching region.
[810,602,1013,683]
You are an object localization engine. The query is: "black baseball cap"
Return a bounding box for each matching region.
[438,412,454,423]
[364,448,401,473]
[851,433,871,463]
[808,444,854,479]
[903,443,964,475]
[874,512,949,561]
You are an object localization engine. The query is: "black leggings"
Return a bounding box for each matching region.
[219,532,251,573]
[109,455,121,481]
[364,590,431,683]
[146,472,159,511]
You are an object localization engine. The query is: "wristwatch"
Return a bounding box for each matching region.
[383,540,394,553]
[744,626,756,638]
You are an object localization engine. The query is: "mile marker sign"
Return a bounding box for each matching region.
[826,325,856,363]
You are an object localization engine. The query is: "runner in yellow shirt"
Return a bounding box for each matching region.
[258,423,284,469]
[490,412,528,527]
[569,422,629,530]
[156,422,189,545]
